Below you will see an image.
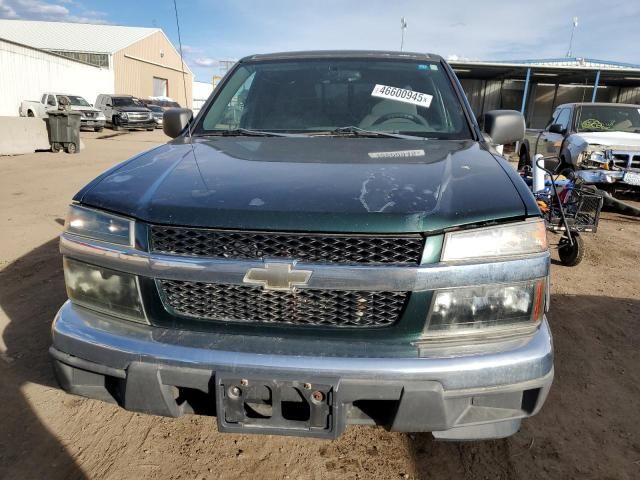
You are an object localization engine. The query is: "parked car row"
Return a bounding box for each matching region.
[20,93,106,132]
[20,92,180,131]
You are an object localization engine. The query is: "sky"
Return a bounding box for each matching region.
[1,0,639,82]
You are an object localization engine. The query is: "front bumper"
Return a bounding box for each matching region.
[576,169,640,188]
[51,301,553,440]
[80,118,105,128]
[120,119,156,129]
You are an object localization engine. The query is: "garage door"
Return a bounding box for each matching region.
[153,77,168,97]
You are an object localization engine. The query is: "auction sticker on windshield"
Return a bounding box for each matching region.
[371,84,433,108]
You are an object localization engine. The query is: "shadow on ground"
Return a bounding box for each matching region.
[0,237,86,479]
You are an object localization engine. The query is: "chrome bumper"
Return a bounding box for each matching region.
[51,302,553,439]
[575,168,640,186]
[52,301,553,389]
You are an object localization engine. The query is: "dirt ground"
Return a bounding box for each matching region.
[1,130,639,480]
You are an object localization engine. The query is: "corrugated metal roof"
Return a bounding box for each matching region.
[450,57,640,71]
[0,19,159,54]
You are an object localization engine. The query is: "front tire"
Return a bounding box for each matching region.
[559,166,575,179]
[558,233,584,266]
[27,110,35,117]
[112,116,121,131]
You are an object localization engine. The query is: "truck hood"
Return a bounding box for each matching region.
[76,137,531,233]
[576,131,640,149]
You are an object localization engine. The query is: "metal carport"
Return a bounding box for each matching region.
[449,58,640,128]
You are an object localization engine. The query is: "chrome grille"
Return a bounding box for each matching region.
[612,153,640,169]
[158,280,408,328]
[149,226,424,264]
[128,112,151,121]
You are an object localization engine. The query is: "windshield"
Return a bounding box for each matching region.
[112,97,144,107]
[57,95,90,107]
[576,105,640,133]
[197,58,471,139]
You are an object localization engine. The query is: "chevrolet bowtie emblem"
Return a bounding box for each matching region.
[243,262,312,292]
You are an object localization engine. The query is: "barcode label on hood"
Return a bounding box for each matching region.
[371,84,433,108]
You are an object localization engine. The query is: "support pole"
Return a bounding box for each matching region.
[591,70,601,102]
[521,67,531,114]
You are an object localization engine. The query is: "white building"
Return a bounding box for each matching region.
[0,19,193,116]
[0,38,112,116]
[192,80,214,115]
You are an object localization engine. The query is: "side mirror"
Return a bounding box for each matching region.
[163,108,193,138]
[105,103,112,107]
[482,110,525,146]
[548,123,565,135]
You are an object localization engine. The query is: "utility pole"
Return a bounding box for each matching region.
[566,17,578,58]
[400,17,407,51]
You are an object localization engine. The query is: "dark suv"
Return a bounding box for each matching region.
[95,94,155,131]
[53,51,552,441]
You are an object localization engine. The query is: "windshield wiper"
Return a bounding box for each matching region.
[198,128,297,137]
[308,126,425,140]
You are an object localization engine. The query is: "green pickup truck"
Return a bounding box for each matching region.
[51,51,552,440]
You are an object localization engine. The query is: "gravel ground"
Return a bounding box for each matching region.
[1,131,638,479]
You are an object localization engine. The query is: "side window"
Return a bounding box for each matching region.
[204,72,256,130]
[41,94,47,104]
[547,109,560,128]
[555,109,571,130]
[95,96,102,107]
[46,95,56,107]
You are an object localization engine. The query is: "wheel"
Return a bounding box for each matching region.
[558,233,584,266]
[112,116,121,131]
[51,143,62,152]
[64,143,77,154]
[559,166,575,179]
[27,110,35,117]
[517,147,529,170]
[94,127,104,132]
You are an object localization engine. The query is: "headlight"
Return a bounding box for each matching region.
[97,113,106,120]
[119,112,128,119]
[423,280,545,339]
[588,151,606,163]
[63,257,147,323]
[65,205,133,245]
[441,219,547,262]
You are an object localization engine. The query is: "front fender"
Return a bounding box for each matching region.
[563,135,588,166]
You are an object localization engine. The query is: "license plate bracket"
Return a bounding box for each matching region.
[216,375,338,438]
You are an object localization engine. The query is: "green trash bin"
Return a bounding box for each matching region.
[46,111,81,154]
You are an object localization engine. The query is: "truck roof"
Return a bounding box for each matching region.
[240,50,441,63]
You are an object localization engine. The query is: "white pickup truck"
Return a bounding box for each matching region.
[20,93,106,132]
